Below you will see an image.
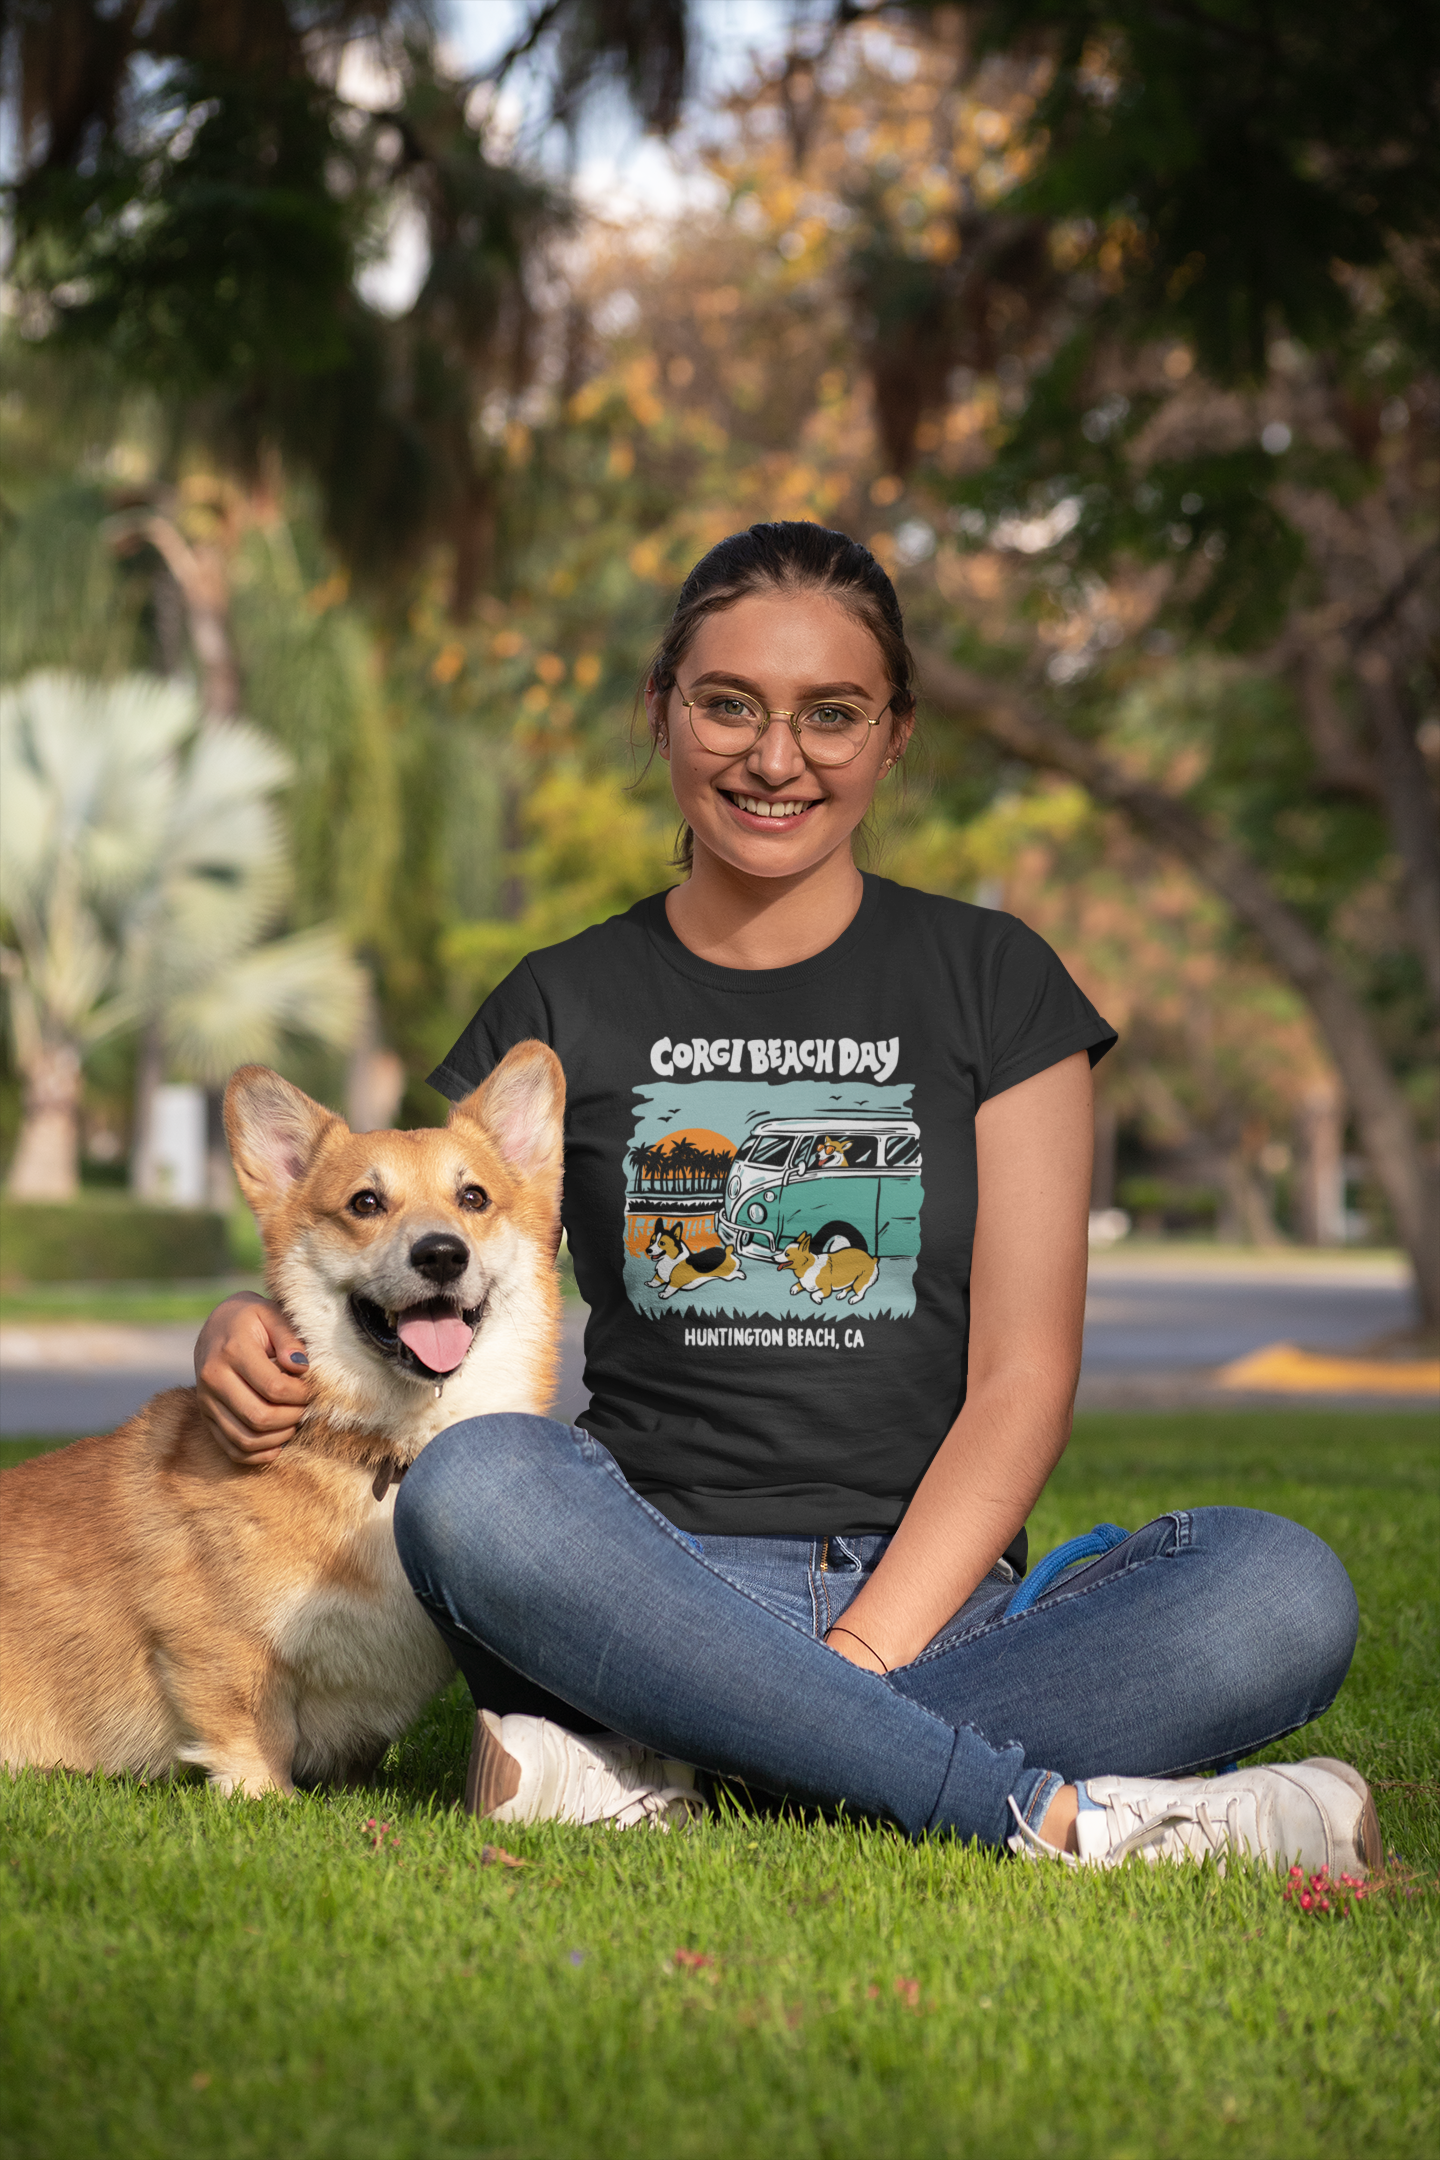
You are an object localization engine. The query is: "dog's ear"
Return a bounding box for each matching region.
[452,1040,565,1183]
[225,1066,342,1220]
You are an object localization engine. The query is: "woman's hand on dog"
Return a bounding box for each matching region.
[195,1293,311,1464]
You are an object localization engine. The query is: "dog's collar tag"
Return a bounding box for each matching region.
[371,1458,408,1503]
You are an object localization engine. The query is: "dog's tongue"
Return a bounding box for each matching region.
[396,1311,474,1374]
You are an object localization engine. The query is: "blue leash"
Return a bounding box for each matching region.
[1006,1523,1130,1614]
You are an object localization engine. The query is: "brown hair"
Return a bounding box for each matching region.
[641,521,917,869]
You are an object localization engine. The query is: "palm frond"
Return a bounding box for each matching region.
[1,669,368,1093]
[162,927,368,1083]
[0,672,201,912]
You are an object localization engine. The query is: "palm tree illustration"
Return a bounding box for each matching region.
[628,1137,732,1198]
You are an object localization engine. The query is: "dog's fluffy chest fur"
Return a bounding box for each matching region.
[264,1483,455,1782]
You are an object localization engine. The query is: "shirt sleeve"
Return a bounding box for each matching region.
[427,960,554,1103]
[980,917,1117,1103]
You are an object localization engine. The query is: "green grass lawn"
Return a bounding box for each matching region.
[2,1409,1436,2160]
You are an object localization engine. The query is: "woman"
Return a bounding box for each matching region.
[196,522,1377,1870]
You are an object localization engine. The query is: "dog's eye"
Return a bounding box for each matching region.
[349,1190,384,1217]
[459,1184,489,1212]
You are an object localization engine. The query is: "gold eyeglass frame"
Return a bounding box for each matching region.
[675,685,894,768]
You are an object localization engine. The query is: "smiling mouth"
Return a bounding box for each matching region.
[348,1294,485,1381]
[722,790,820,821]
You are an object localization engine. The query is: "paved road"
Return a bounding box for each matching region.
[1,1254,1423,1436]
[557,1253,1420,1423]
[1,1322,194,1437]
[1079,1257,1412,1366]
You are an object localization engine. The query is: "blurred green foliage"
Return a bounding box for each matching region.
[0,3,1433,1271]
[965,0,1438,379]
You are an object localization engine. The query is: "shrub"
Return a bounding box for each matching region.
[0,1198,232,1283]
[1115,1178,1220,1233]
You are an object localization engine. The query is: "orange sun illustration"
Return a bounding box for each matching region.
[657,1128,736,1158]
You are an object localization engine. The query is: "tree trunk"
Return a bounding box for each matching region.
[1357,658,1440,1012]
[205,1087,235,1212]
[118,513,241,718]
[914,645,1440,1324]
[130,1022,166,1201]
[345,984,406,1133]
[1215,1149,1284,1247]
[5,1039,83,1200]
[153,559,189,678]
[449,472,495,625]
[1294,1082,1346,1245]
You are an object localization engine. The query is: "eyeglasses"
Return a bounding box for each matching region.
[676,684,892,768]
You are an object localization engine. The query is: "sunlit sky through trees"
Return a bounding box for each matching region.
[356,1,803,313]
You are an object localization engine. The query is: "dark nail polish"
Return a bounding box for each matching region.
[289,1351,309,1369]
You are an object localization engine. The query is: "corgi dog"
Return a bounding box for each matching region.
[815,1135,853,1168]
[780,1230,879,1305]
[0,1042,563,1798]
[645,1221,745,1300]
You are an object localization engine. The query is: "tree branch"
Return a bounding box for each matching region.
[1346,541,1439,654]
[1292,647,1380,802]
[476,1,569,91]
[1357,662,1440,1010]
[106,511,240,718]
[913,641,1439,1319]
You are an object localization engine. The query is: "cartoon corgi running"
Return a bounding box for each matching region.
[780,1230,879,1305]
[646,1221,746,1300]
[814,1135,852,1169]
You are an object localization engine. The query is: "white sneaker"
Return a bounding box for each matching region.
[1008,1756,1382,1875]
[465,1710,704,1831]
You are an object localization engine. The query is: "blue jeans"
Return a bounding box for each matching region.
[393,1415,1359,1851]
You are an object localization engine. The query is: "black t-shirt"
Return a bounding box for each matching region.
[430,875,1115,1543]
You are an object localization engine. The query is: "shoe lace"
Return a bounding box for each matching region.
[1106,1792,1240,1864]
[609,1786,705,1831]
[568,1739,698,1828]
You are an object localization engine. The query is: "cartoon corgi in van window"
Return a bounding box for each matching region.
[646,1222,746,1299]
[780,1230,879,1305]
[720,1115,922,1267]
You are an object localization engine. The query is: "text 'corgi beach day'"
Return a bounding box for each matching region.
[649,1035,900,1080]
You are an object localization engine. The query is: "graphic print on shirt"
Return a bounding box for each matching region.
[625,1076,922,1323]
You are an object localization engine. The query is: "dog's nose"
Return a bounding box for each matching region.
[408,1231,470,1285]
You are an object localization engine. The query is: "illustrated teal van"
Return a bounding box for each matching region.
[718,1116,922,1264]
